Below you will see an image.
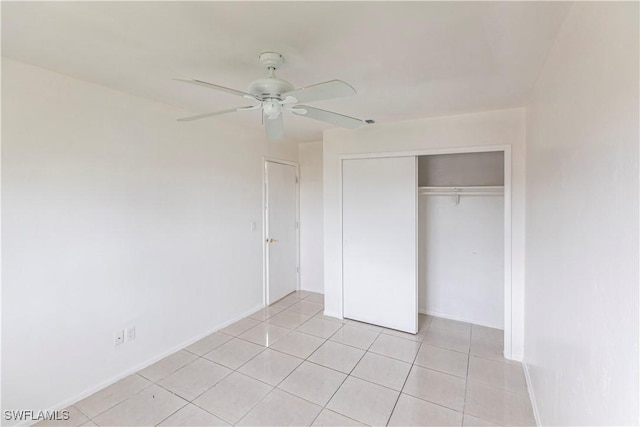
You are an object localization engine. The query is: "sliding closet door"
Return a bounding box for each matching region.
[342,156,417,333]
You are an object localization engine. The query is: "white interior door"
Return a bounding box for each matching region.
[342,156,417,333]
[266,161,298,304]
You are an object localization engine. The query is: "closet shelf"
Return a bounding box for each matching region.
[418,186,504,196]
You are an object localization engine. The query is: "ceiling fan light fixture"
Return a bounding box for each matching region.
[263,99,282,120]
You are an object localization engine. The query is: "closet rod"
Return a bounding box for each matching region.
[417,186,504,197]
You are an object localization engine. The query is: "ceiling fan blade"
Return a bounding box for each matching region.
[174,78,259,100]
[265,114,284,141]
[291,105,365,129]
[284,80,356,103]
[177,105,257,122]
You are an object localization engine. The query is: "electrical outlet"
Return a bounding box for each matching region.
[114,330,124,346]
[125,326,136,343]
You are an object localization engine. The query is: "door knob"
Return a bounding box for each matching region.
[267,238,278,243]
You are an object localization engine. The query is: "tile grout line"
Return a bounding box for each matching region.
[461,325,474,421]
[90,291,316,427]
[95,317,434,426]
[248,316,515,422]
[229,292,345,425]
[83,299,516,427]
[211,317,508,425]
[232,313,458,425]
[157,292,320,426]
[190,294,323,424]
[152,399,190,427]
[69,404,91,423]
[82,299,362,424]
[463,324,531,425]
[398,325,493,421]
[306,320,385,426]
[228,315,383,425]
[148,339,265,425]
[235,307,338,425]
[83,377,156,424]
[246,310,395,422]
[384,315,432,426]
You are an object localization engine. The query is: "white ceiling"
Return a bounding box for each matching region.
[1,1,572,143]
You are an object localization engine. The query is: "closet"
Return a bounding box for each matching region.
[341,151,505,334]
[418,152,504,329]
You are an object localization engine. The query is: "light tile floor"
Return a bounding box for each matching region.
[40,291,535,426]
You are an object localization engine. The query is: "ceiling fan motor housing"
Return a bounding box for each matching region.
[248,52,294,99]
[248,77,295,100]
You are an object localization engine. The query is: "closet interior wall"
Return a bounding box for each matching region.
[418,152,505,329]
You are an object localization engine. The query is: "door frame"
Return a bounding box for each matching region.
[338,145,513,358]
[263,157,301,306]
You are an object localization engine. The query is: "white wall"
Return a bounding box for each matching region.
[418,151,504,187]
[524,2,639,425]
[323,108,526,359]
[1,58,298,419]
[419,194,504,329]
[298,141,324,294]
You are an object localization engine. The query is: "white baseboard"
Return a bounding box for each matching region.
[35,303,264,426]
[322,310,343,320]
[298,286,324,294]
[522,361,541,426]
[420,309,504,330]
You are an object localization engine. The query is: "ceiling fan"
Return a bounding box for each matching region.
[175,52,371,140]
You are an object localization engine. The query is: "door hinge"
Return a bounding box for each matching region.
[296,266,299,273]
[296,176,299,184]
[296,221,299,229]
